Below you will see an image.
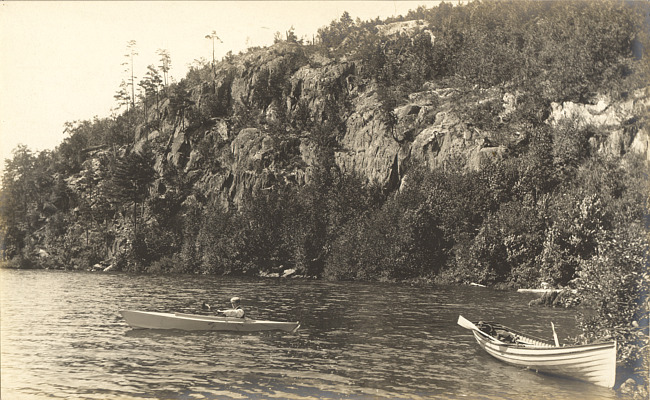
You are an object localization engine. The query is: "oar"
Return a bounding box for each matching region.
[551,322,560,347]
[457,315,479,331]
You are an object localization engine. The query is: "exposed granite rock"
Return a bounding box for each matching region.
[289,60,357,121]
[408,110,487,170]
[230,43,308,110]
[150,43,648,210]
[548,89,650,160]
[168,125,190,168]
[336,91,400,186]
[375,20,435,45]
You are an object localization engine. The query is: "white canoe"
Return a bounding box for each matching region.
[120,310,300,332]
[458,315,616,388]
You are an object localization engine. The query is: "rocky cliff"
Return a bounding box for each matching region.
[125,41,648,210]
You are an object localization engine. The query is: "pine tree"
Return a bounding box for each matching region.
[108,149,156,242]
[121,40,138,107]
[114,80,131,112]
[168,81,195,129]
[157,49,171,87]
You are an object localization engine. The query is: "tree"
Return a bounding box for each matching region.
[0,146,55,262]
[114,80,131,112]
[285,26,299,43]
[274,26,300,44]
[574,223,649,371]
[157,48,172,87]
[145,65,162,103]
[0,146,36,258]
[138,65,163,122]
[108,148,157,245]
[204,31,222,78]
[339,11,353,27]
[121,40,138,107]
[137,80,149,122]
[168,81,195,129]
[317,11,356,48]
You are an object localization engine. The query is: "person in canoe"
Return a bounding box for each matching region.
[202,297,245,318]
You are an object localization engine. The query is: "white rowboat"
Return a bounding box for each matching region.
[120,310,300,332]
[516,288,577,294]
[458,315,616,388]
[516,288,556,294]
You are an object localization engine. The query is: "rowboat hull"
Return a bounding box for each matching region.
[516,288,577,294]
[120,310,300,332]
[458,316,616,388]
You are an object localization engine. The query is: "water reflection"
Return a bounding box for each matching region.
[1,269,616,399]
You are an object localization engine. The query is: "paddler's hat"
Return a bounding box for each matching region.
[230,297,241,303]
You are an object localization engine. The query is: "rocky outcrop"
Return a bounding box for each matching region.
[336,90,401,186]
[548,89,650,160]
[151,42,647,210]
[376,20,435,45]
[230,43,308,111]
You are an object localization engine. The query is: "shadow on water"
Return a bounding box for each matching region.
[124,328,217,338]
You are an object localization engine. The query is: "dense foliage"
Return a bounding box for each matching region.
[1,0,648,393]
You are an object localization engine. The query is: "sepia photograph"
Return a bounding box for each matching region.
[1,1,648,399]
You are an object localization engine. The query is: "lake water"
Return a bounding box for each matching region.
[1,269,619,399]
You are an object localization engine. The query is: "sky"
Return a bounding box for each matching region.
[0,1,445,175]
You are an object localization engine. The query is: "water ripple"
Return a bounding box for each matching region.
[1,270,616,400]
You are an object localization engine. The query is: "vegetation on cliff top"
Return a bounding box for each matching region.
[1,0,648,393]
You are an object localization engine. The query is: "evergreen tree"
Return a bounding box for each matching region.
[168,81,195,129]
[138,65,163,122]
[108,148,156,245]
[121,40,138,107]
[156,48,172,87]
[114,80,131,112]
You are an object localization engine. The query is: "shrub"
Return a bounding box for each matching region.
[574,224,649,370]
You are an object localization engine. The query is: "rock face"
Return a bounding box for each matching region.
[376,20,435,45]
[548,89,650,161]
[336,90,401,186]
[141,42,647,209]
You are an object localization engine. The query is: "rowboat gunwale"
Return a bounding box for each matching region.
[473,328,616,354]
